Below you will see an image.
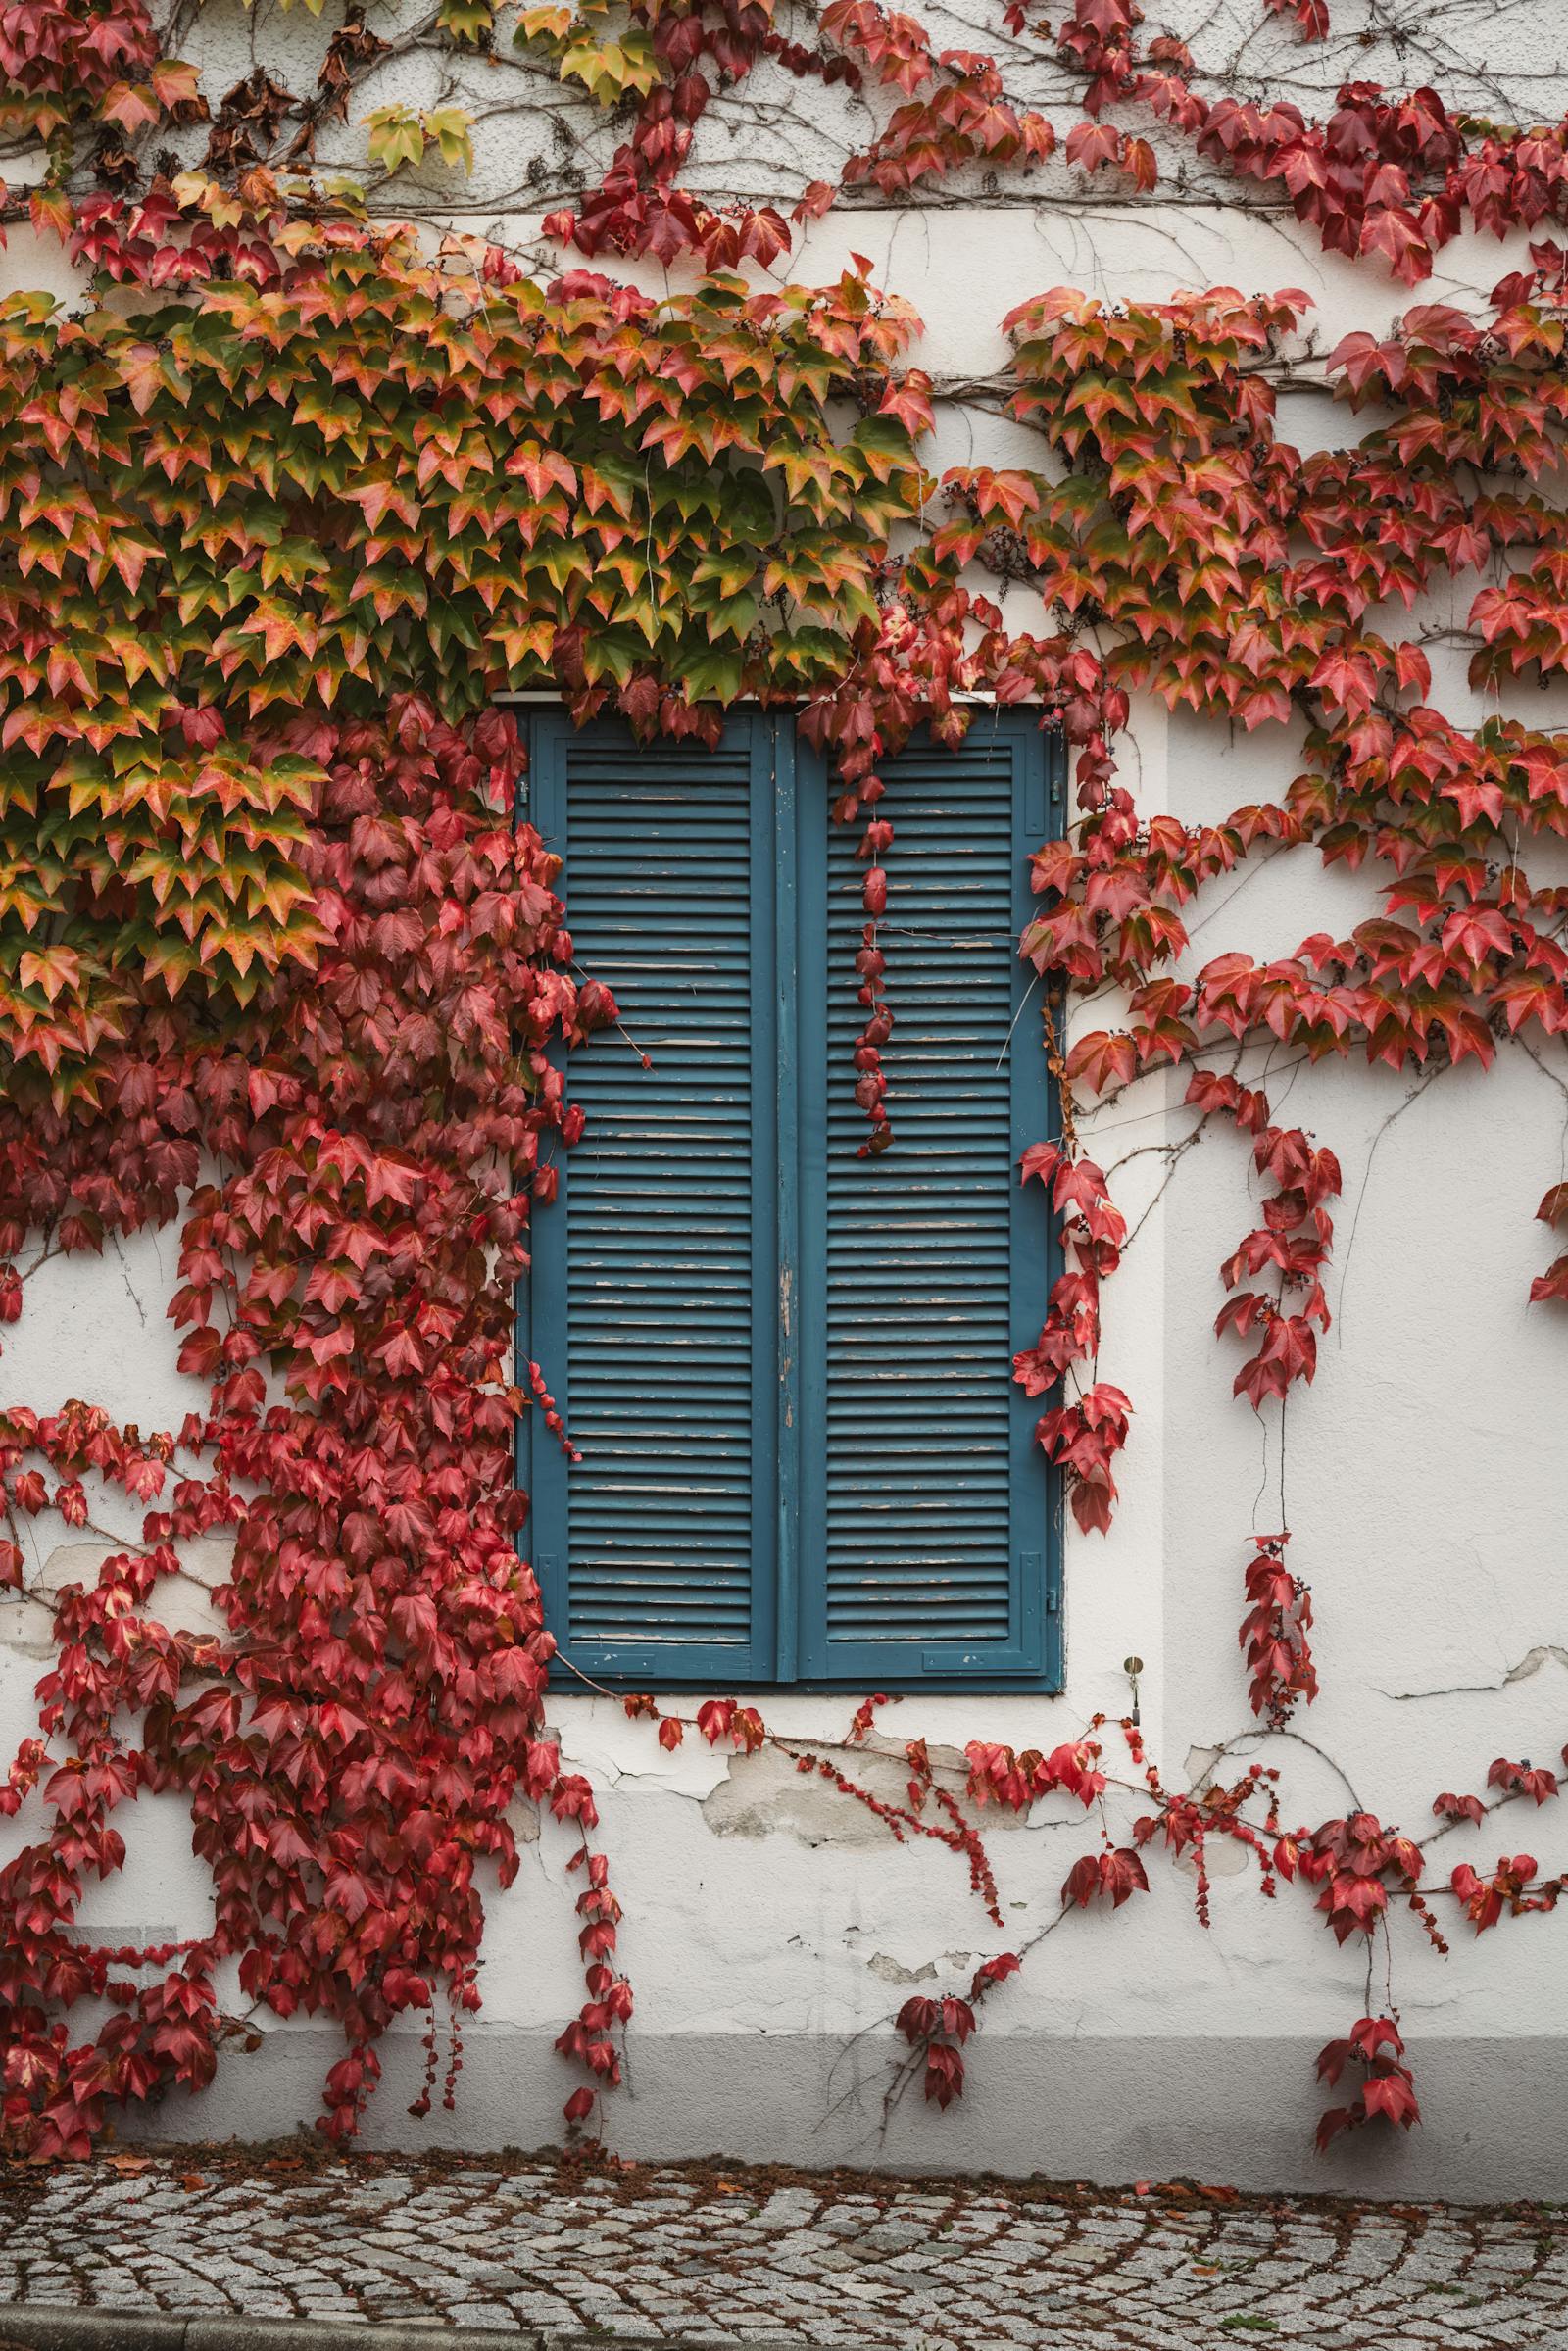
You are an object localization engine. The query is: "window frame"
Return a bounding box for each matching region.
[518,705,1065,1693]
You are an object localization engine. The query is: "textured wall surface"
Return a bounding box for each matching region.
[135,0,1568,219]
[1,0,1566,2199]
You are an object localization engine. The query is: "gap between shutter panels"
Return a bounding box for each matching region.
[563,745,758,1650]
[820,756,1018,1648]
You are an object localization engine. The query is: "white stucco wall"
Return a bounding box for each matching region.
[2,0,1566,2198]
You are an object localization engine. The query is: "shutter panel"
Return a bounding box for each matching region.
[796,713,1061,1684]
[525,714,779,1681]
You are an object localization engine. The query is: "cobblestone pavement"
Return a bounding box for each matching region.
[1,2150,1565,2350]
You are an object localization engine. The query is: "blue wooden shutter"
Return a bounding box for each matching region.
[795,712,1061,1685]
[525,713,780,1681]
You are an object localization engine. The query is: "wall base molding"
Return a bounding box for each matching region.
[120,2028,1568,2203]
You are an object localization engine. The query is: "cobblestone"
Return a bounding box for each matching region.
[0,2151,1564,2348]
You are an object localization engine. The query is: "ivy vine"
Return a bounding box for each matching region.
[0,0,1565,2170]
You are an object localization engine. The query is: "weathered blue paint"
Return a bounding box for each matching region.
[796,710,1061,1687]
[522,710,1063,1690]
[525,712,778,1682]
